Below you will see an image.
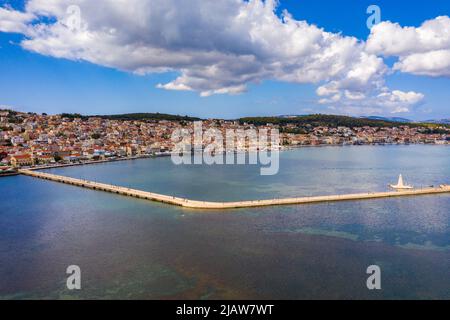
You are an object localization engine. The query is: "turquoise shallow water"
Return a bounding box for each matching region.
[1,145,449,299]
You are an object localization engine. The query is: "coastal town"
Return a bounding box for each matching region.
[1,109,449,174]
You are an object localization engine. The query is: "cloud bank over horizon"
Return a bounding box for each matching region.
[1,0,448,115]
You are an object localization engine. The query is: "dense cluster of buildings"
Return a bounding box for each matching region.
[0,109,449,170]
[281,124,450,146]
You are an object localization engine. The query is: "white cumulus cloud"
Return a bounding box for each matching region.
[0,0,428,114]
[367,16,450,77]
[0,7,35,33]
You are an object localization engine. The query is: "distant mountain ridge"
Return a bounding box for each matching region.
[425,119,450,125]
[362,116,413,123]
[276,115,413,123]
[277,115,450,125]
[3,108,448,127]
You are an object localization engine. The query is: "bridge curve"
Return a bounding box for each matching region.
[18,169,450,210]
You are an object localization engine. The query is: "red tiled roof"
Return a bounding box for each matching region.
[12,154,32,160]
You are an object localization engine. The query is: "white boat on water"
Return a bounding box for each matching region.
[389,174,414,190]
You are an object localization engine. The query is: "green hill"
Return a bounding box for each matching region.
[239,114,420,128]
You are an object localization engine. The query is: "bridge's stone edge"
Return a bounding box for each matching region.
[18,169,450,210]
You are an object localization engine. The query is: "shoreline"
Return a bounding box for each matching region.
[0,172,19,177]
[284,142,450,150]
[11,143,450,171]
[23,153,171,171]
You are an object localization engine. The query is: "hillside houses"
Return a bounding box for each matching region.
[0,110,448,167]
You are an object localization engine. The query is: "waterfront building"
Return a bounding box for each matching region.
[36,154,55,165]
[10,154,35,167]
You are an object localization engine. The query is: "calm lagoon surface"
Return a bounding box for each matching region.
[1,145,449,299]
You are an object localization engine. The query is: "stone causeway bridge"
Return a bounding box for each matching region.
[19,169,450,210]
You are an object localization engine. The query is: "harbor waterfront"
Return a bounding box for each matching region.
[1,145,450,299]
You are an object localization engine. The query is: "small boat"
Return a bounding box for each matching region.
[389,174,413,190]
[0,167,18,177]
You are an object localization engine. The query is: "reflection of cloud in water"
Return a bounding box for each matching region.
[256,195,450,250]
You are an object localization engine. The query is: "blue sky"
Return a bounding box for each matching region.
[0,0,449,120]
